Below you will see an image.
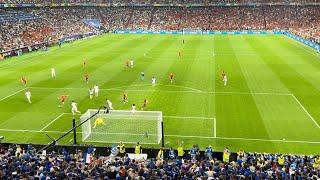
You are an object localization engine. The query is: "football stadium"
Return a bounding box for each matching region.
[0,0,320,179]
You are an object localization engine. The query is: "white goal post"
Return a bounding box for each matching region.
[80,109,163,144]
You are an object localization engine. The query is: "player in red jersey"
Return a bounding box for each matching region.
[83,59,88,68]
[58,95,69,108]
[141,99,148,110]
[221,71,227,86]
[84,73,89,84]
[125,60,130,68]
[21,76,27,86]
[221,71,225,78]
[169,73,175,83]
[122,92,128,103]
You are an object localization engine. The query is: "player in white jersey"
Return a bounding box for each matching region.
[151,76,156,87]
[106,99,114,110]
[222,72,227,86]
[93,85,99,97]
[71,100,81,115]
[130,60,134,68]
[51,67,56,79]
[89,88,94,100]
[131,104,136,113]
[25,90,31,104]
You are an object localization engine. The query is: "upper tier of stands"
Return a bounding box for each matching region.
[0,11,38,23]
[1,0,320,4]
[0,5,319,53]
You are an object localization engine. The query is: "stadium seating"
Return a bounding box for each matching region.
[0,1,320,179]
[0,4,319,53]
[1,0,319,4]
[0,11,38,23]
[0,144,320,179]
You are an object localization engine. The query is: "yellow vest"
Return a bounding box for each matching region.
[223,151,230,162]
[278,156,284,165]
[177,146,184,157]
[118,144,125,153]
[313,158,320,168]
[135,145,141,154]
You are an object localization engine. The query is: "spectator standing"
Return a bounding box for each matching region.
[177,143,184,159]
[223,147,230,163]
[135,142,141,154]
[190,144,199,160]
[204,145,213,160]
[168,147,176,159]
[117,141,126,157]
[157,147,164,160]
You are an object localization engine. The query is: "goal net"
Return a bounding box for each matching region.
[80,109,162,144]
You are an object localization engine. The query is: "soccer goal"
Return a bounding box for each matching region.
[80,109,163,144]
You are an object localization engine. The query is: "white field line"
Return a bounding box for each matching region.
[0,128,319,144]
[163,115,214,120]
[115,50,313,58]
[212,91,291,96]
[0,88,27,101]
[29,86,292,96]
[291,94,320,129]
[40,113,65,131]
[63,112,214,120]
[165,135,320,144]
[213,117,217,138]
[282,35,320,58]
[164,84,202,92]
[212,53,314,57]
[31,84,204,93]
[86,140,158,145]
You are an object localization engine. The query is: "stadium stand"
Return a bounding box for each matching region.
[0,10,38,23]
[0,1,319,179]
[0,4,319,53]
[0,143,320,179]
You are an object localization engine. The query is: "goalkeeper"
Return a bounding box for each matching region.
[93,117,106,128]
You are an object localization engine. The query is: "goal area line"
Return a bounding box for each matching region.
[0,128,319,144]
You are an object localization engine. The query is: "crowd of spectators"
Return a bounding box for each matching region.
[0,5,319,52]
[1,0,320,4]
[0,143,320,179]
[0,8,98,52]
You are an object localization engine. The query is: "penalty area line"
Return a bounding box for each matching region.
[163,115,214,120]
[40,113,65,131]
[165,135,320,144]
[29,86,292,96]
[0,88,27,101]
[291,94,320,129]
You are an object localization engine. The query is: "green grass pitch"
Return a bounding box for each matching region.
[1,34,320,155]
